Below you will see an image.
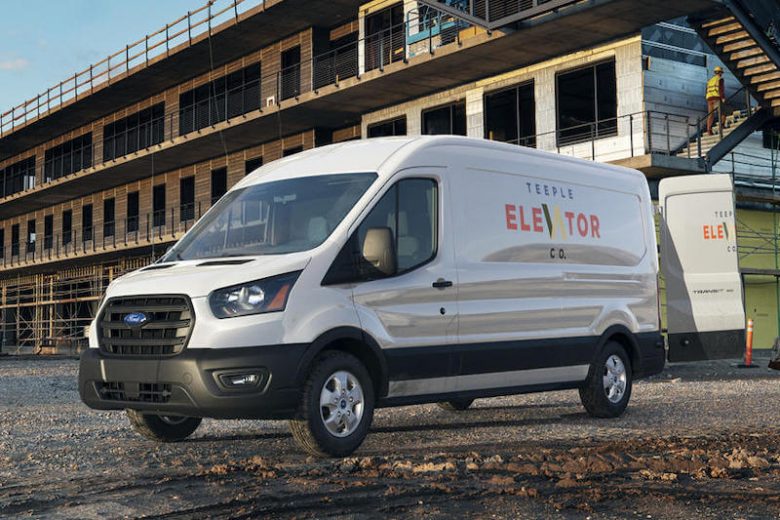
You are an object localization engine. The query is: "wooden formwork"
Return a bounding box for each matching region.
[0,256,151,354]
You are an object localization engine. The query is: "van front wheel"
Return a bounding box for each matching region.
[289,352,375,457]
[126,410,202,442]
[579,341,633,418]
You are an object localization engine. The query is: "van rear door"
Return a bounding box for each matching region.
[659,174,745,362]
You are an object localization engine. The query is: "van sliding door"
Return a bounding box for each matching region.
[659,174,745,362]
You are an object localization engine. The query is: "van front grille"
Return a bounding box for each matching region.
[98,295,193,356]
[96,381,172,403]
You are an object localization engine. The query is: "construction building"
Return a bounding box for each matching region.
[0,0,779,353]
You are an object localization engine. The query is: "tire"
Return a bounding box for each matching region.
[579,341,633,418]
[436,399,474,412]
[289,351,375,457]
[126,409,202,442]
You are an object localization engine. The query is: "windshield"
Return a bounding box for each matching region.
[165,173,377,260]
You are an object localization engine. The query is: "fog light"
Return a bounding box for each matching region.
[219,372,261,388]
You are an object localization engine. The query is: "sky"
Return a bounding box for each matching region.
[0,0,207,112]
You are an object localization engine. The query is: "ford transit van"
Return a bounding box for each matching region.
[79,136,745,456]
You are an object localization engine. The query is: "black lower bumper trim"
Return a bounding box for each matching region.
[668,329,746,362]
[636,331,665,378]
[79,344,307,420]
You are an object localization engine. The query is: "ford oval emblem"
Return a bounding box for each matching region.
[124,312,149,328]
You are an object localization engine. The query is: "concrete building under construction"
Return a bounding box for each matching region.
[1,0,780,353]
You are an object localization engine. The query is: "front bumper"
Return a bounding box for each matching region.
[79,344,307,420]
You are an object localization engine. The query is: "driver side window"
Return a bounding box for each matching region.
[324,178,438,284]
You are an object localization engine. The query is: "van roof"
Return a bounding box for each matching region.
[237,135,644,188]
[237,137,418,187]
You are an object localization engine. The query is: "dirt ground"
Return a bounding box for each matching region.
[2,356,780,519]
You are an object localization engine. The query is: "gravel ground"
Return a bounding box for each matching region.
[1,355,780,519]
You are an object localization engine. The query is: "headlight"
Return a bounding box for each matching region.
[209,271,301,319]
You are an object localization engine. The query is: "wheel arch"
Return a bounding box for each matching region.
[596,325,642,376]
[295,327,389,398]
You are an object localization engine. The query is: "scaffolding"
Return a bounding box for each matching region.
[0,256,151,354]
[733,129,780,348]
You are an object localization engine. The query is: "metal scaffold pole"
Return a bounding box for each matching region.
[773,132,780,341]
[0,257,153,354]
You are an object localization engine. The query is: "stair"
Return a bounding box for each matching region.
[677,108,756,158]
[694,12,780,116]
[679,2,780,169]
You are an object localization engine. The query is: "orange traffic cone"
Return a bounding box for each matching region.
[738,318,756,368]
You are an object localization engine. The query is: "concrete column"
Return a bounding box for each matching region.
[407,107,422,136]
[466,87,484,139]
[535,69,558,152]
[358,15,366,76]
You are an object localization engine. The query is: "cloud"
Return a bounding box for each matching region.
[0,58,29,71]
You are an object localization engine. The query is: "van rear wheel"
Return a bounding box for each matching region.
[579,341,633,418]
[289,352,375,457]
[437,399,474,411]
[126,410,202,442]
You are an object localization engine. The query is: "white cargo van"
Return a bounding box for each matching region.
[79,136,745,456]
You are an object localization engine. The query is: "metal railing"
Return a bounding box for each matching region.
[1,201,210,270]
[719,151,780,179]
[497,97,766,166]
[366,24,407,73]
[679,85,754,158]
[103,117,166,162]
[0,5,474,200]
[418,0,581,30]
[406,6,469,59]
[0,0,266,138]
[43,138,94,182]
[313,39,360,89]
[499,110,695,161]
[0,1,472,141]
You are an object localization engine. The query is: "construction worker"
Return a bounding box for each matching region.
[706,66,726,135]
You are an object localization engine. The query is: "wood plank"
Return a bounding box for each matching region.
[723,39,756,53]
[751,71,780,84]
[701,16,735,29]
[708,22,744,37]
[744,63,778,77]
[736,55,770,69]
[729,47,764,61]
[715,30,750,45]
[757,79,780,92]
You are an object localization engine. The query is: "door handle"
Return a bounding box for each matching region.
[432,278,453,289]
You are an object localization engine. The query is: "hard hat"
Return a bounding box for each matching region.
[714,66,724,73]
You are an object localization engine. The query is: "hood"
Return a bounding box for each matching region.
[106,253,312,299]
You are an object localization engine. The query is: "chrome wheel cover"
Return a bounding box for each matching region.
[603,354,627,404]
[320,370,365,438]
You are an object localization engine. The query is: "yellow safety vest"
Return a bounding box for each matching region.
[706,75,722,100]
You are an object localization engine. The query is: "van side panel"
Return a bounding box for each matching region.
[443,145,659,393]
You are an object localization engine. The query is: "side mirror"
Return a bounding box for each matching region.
[362,227,396,276]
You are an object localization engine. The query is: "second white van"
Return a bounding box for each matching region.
[79,136,745,456]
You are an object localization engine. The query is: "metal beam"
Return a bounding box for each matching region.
[417,0,592,30]
[706,108,775,167]
[724,0,780,72]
